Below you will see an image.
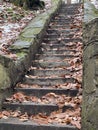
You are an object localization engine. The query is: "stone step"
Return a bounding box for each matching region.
[40,49,77,55]
[56,14,78,18]
[33,60,69,68]
[48,24,71,29]
[22,77,76,86]
[53,15,74,19]
[44,34,74,39]
[15,87,78,97]
[40,48,78,54]
[43,38,82,43]
[52,17,72,21]
[2,102,73,115]
[54,14,74,19]
[51,20,73,24]
[35,57,68,63]
[36,53,77,57]
[60,9,79,11]
[32,59,69,68]
[0,118,78,130]
[39,45,76,53]
[28,68,75,77]
[41,42,76,47]
[35,54,77,61]
[59,10,79,15]
[46,28,79,34]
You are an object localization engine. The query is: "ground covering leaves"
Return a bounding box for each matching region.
[0,0,52,58]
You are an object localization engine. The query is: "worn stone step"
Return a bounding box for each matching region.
[35,57,68,62]
[59,11,79,15]
[40,48,77,55]
[2,102,73,115]
[0,118,78,130]
[56,14,77,18]
[36,53,76,58]
[59,9,79,12]
[48,24,71,29]
[51,20,73,24]
[41,42,76,48]
[53,17,74,21]
[52,17,72,21]
[46,28,79,34]
[15,87,78,97]
[40,49,77,55]
[43,38,82,43]
[22,77,76,86]
[54,14,74,19]
[48,25,81,30]
[32,60,69,68]
[44,34,74,39]
[41,47,77,52]
[35,54,77,62]
[28,67,74,77]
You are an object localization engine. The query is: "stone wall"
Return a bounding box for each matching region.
[82,1,98,129]
[0,0,62,107]
[82,16,98,130]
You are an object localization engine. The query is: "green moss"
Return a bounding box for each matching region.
[0,64,10,89]
[16,52,27,58]
[21,27,42,38]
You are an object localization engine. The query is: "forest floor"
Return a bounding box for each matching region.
[0,0,52,55]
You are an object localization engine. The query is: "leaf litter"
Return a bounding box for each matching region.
[0,0,52,58]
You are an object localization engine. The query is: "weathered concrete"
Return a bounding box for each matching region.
[0,0,62,105]
[82,1,98,129]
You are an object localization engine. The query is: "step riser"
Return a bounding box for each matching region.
[51,21,73,24]
[29,69,70,77]
[59,11,79,15]
[36,56,76,62]
[52,18,72,21]
[41,44,77,49]
[47,29,80,34]
[23,78,76,86]
[33,61,69,68]
[0,122,78,130]
[40,50,77,55]
[2,103,73,115]
[15,88,78,97]
[48,25,70,29]
[44,34,74,39]
[43,38,82,43]
[41,51,76,55]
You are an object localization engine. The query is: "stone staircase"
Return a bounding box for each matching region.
[0,3,82,130]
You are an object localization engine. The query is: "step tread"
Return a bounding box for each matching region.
[0,118,78,130]
[2,102,73,115]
